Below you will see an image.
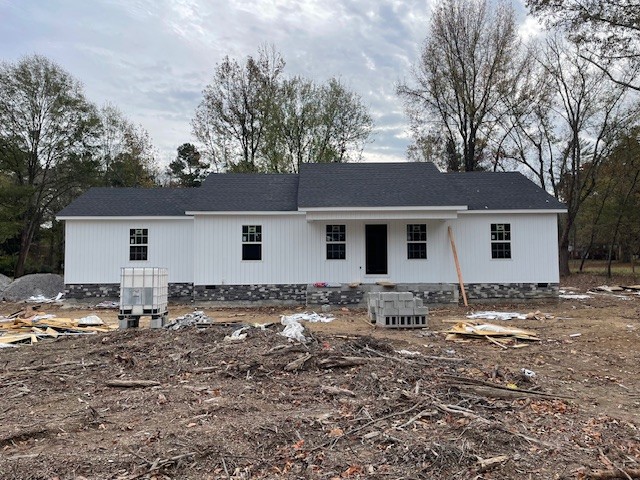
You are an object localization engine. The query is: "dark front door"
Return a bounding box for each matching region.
[365,224,387,275]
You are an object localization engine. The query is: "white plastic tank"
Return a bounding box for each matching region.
[119,267,168,318]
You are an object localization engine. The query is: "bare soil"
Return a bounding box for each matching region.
[1,280,639,479]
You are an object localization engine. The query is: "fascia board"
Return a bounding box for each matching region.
[56,216,194,221]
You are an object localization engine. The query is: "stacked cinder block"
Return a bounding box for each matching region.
[367,292,428,328]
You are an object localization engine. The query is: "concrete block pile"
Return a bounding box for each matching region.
[367,292,428,328]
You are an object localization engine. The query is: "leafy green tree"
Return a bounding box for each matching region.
[0,55,101,277]
[167,143,209,186]
[397,0,528,171]
[96,105,159,187]
[262,77,372,173]
[192,46,373,173]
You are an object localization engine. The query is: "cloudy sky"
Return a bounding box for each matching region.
[1,0,539,166]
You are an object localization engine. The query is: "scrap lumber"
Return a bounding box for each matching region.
[284,353,313,371]
[584,468,640,479]
[317,356,370,369]
[0,334,37,345]
[445,321,539,341]
[477,455,509,473]
[448,226,468,307]
[444,375,573,400]
[106,379,161,388]
[320,385,356,397]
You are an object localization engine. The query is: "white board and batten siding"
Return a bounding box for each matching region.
[191,211,559,286]
[451,213,559,284]
[63,219,193,284]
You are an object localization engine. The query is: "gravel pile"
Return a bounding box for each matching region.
[2,274,64,302]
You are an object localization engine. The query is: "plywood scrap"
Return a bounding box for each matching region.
[0,312,115,347]
[0,333,37,345]
[592,285,625,292]
[446,321,539,342]
[375,280,396,288]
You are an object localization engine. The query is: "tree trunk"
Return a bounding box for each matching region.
[14,211,39,278]
[558,217,571,277]
[14,229,32,278]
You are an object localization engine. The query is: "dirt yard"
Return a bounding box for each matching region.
[1,276,639,479]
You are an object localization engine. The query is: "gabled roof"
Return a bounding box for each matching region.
[189,173,299,212]
[298,162,451,208]
[445,172,565,210]
[56,188,193,217]
[57,162,565,217]
[297,162,565,211]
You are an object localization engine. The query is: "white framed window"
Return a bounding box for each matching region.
[129,228,148,261]
[407,224,427,259]
[491,223,511,259]
[242,225,262,260]
[326,225,346,260]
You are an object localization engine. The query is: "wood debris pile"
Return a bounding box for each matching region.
[445,321,539,347]
[0,308,116,346]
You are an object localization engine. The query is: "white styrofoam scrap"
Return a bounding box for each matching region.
[280,321,307,342]
[281,312,334,324]
[279,312,334,342]
[521,368,536,378]
[32,314,56,322]
[396,349,421,356]
[466,311,527,321]
[77,315,104,326]
[26,292,63,303]
[559,294,592,300]
[224,326,249,341]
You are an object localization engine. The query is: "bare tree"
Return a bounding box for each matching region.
[192,45,285,172]
[527,0,640,91]
[498,36,640,276]
[193,47,372,173]
[397,0,528,171]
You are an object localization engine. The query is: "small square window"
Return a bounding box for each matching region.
[326,225,346,260]
[491,224,511,259]
[407,224,427,259]
[129,228,148,261]
[242,225,262,260]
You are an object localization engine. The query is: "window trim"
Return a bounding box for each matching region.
[406,224,427,260]
[242,225,262,261]
[326,224,346,260]
[490,223,512,259]
[129,228,148,261]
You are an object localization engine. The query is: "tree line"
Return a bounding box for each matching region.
[2,0,638,278]
[398,0,640,277]
[0,49,373,277]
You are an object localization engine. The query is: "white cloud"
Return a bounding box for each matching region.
[0,0,542,167]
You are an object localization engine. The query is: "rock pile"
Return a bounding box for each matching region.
[2,274,64,302]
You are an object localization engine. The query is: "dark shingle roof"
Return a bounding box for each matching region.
[445,172,565,210]
[190,173,299,211]
[297,162,448,208]
[57,188,194,217]
[297,162,564,210]
[57,163,565,217]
